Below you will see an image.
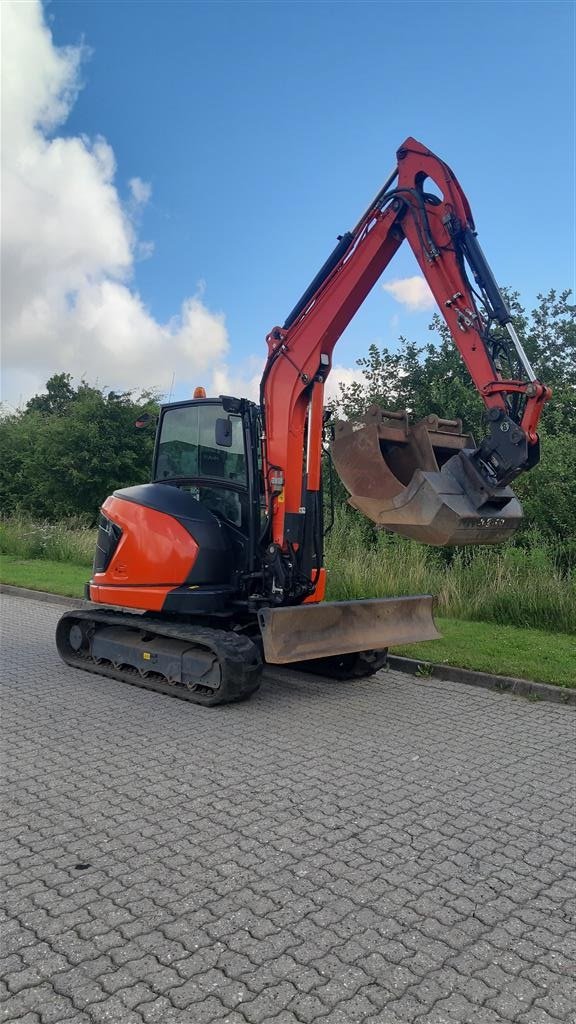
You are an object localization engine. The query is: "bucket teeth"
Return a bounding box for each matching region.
[331,407,523,545]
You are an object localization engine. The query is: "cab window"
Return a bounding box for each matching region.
[155,404,247,485]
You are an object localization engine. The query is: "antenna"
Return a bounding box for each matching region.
[167,372,175,403]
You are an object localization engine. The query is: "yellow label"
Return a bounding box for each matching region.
[143,652,151,661]
[278,491,285,504]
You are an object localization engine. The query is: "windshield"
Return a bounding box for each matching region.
[155,403,247,485]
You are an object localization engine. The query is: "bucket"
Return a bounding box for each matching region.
[331,406,522,545]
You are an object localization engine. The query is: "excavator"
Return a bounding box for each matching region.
[56,138,551,705]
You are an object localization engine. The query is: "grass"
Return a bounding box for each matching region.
[3,513,573,633]
[2,558,574,689]
[393,617,576,688]
[0,515,94,566]
[1,556,89,598]
[325,511,575,634]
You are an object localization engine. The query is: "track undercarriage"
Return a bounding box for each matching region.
[55,606,400,706]
[56,609,263,706]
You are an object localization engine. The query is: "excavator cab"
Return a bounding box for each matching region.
[331,406,523,545]
[153,398,254,532]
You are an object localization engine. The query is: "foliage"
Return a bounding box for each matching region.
[512,429,576,541]
[0,375,160,522]
[0,514,95,565]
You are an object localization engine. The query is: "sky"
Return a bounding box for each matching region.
[2,0,574,410]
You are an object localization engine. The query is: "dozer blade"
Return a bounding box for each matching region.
[258,596,440,665]
[331,406,523,545]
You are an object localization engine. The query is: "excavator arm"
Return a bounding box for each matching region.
[260,137,551,559]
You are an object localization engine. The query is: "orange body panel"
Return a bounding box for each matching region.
[89,584,174,612]
[89,495,198,611]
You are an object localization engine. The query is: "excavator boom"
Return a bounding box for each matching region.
[261,137,550,551]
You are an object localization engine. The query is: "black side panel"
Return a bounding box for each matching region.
[184,530,231,585]
[114,483,218,523]
[162,585,236,616]
[93,515,122,573]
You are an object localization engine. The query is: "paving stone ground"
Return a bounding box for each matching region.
[1,594,575,1024]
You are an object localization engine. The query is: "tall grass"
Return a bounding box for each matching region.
[0,514,95,567]
[325,510,575,634]
[1,512,574,634]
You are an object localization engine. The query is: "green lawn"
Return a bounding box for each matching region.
[2,556,574,688]
[1,557,88,598]
[393,617,575,688]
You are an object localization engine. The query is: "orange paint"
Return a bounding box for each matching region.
[89,584,170,612]
[90,495,198,611]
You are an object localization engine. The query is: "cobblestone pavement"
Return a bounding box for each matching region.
[1,594,575,1024]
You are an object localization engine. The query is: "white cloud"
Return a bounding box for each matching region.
[136,240,155,261]
[0,1,232,407]
[208,359,366,407]
[0,2,385,421]
[211,355,264,403]
[324,365,365,404]
[196,358,365,408]
[129,176,152,205]
[382,275,435,312]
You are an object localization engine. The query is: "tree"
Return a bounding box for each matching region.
[0,376,161,522]
[25,372,76,416]
[513,430,576,541]
[526,289,576,391]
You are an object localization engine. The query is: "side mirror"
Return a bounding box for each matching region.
[221,395,242,414]
[215,417,232,447]
[135,412,156,429]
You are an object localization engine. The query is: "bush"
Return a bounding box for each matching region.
[0,375,159,523]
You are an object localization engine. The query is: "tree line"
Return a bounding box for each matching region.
[1,289,574,541]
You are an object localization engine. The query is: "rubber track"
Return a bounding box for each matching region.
[56,609,262,707]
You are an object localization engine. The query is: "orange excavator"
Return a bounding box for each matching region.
[56,138,551,705]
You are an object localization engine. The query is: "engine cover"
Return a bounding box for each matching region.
[89,484,234,612]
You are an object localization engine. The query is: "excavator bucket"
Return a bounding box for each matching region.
[258,595,440,665]
[331,407,522,545]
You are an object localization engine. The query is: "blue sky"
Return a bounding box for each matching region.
[3,1,574,406]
